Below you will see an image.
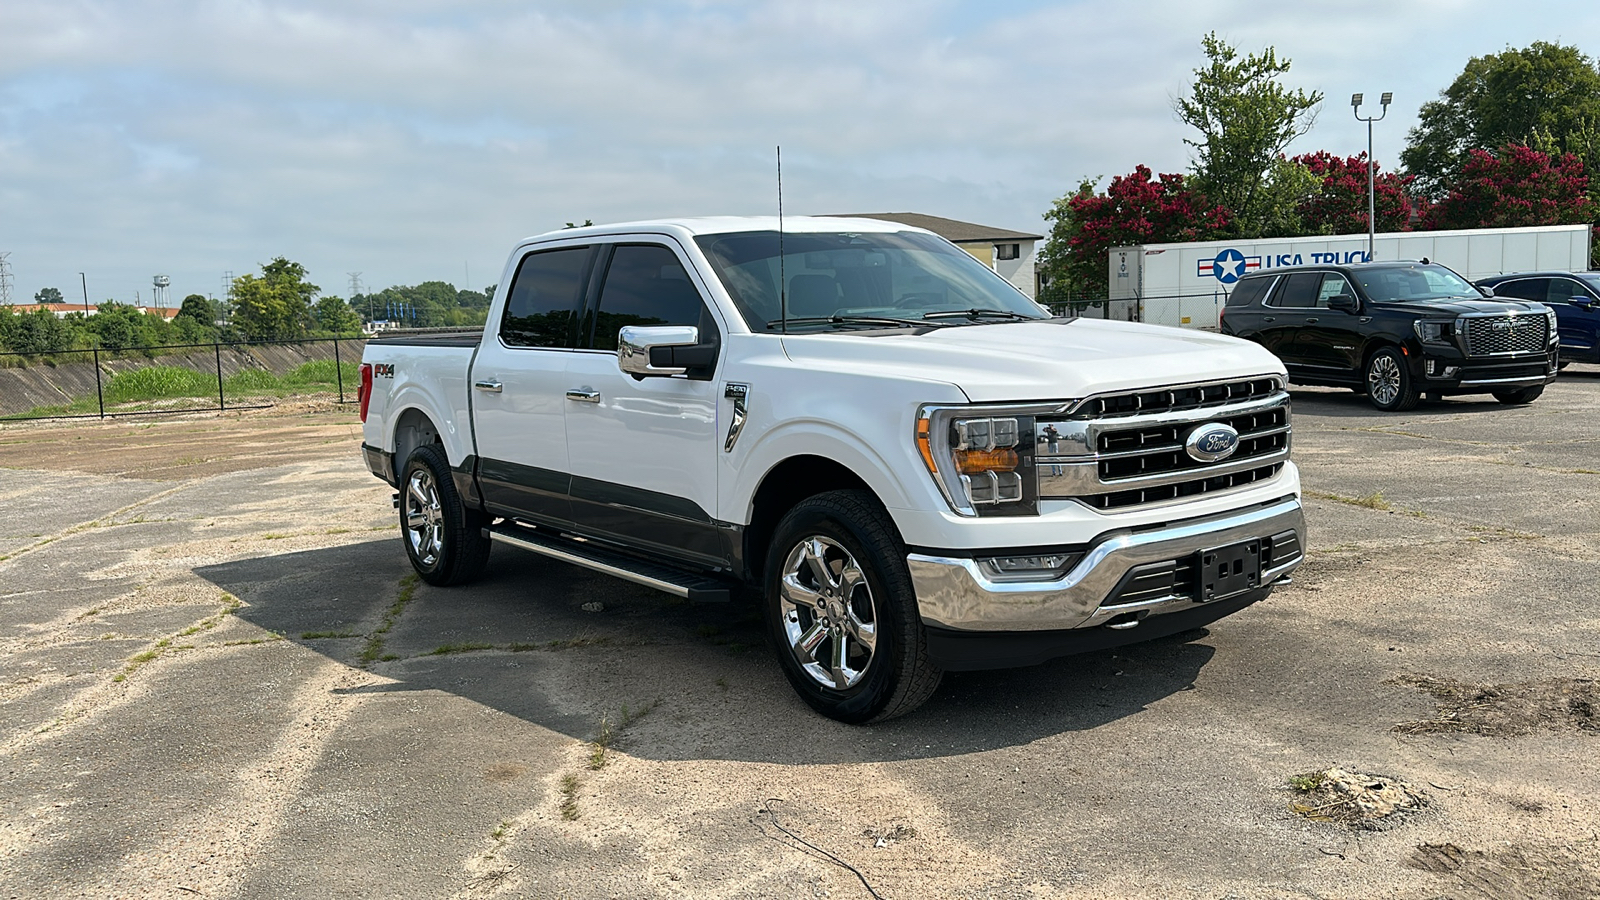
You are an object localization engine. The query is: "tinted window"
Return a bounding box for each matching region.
[1546,278,1589,304]
[1315,274,1354,308]
[1226,277,1273,307]
[1354,264,1475,302]
[500,247,591,348]
[1491,278,1549,302]
[588,244,710,351]
[1273,273,1323,308]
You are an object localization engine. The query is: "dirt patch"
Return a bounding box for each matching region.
[0,401,364,480]
[1408,842,1600,900]
[1391,674,1600,736]
[1287,766,1429,830]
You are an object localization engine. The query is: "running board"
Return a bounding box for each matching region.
[485,524,731,602]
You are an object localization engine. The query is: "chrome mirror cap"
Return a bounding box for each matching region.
[618,325,699,377]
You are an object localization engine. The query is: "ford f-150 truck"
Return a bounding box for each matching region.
[358,216,1305,722]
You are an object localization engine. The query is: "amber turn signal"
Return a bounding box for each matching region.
[954,447,1019,474]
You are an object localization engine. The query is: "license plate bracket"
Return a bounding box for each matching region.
[1198,539,1262,602]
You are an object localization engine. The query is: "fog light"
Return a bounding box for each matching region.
[978,552,1079,581]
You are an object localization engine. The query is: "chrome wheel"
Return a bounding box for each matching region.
[404,468,445,568]
[1368,354,1402,406]
[779,536,878,690]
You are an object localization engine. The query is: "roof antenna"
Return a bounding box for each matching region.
[777,145,787,335]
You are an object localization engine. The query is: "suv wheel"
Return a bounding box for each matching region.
[763,490,942,723]
[1492,385,1543,405]
[1365,348,1420,412]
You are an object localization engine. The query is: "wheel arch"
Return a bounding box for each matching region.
[743,455,888,586]
[391,407,444,481]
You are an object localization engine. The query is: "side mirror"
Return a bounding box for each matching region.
[1571,296,1595,310]
[1475,284,1495,298]
[1328,294,1359,313]
[618,325,713,378]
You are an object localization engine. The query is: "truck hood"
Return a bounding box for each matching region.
[1378,297,1547,317]
[779,319,1285,403]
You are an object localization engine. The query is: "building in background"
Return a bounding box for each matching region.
[827,212,1042,299]
[5,302,181,321]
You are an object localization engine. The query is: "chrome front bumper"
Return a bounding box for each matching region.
[907,497,1305,632]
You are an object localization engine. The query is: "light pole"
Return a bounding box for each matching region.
[1352,92,1392,262]
[80,272,90,314]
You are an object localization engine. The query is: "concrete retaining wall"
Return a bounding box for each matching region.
[0,340,368,417]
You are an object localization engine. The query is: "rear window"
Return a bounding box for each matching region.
[500,246,592,348]
[1226,277,1273,307]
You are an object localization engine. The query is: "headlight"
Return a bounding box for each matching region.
[1547,308,1559,342]
[916,407,1039,516]
[1413,319,1454,344]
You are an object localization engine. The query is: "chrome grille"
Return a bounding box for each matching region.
[1463,314,1547,356]
[1037,377,1291,511]
[1068,376,1282,419]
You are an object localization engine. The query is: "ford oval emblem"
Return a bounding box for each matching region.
[1185,423,1240,463]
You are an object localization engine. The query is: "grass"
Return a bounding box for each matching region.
[301,630,358,639]
[359,573,419,665]
[1288,771,1327,793]
[1305,488,1393,511]
[587,698,660,770]
[111,593,242,683]
[558,775,581,820]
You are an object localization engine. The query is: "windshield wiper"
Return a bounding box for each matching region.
[766,315,933,330]
[920,308,1042,321]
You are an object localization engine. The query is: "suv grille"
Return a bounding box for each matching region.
[1038,377,1292,511]
[1463,314,1547,356]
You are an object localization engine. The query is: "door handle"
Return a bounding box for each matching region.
[1305,317,1319,324]
[1262,316,1275,322]
[473,379,503,393]
[565,388,601,403]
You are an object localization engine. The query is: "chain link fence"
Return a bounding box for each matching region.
[0,337,367,421]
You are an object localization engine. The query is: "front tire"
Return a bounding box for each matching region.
[400,444,491,586]
[1365,347,1420,412]
[763,490,941,724]
[1492,385,1544,405]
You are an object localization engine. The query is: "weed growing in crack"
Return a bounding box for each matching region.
[359,573,419,665]
[559,775,580,820]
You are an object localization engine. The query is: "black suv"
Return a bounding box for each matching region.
[1220,261,1558,411]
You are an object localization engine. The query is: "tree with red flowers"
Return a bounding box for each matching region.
[1423,142,1594,230]
[1292,151,1417,234]
[1041,165,1230,300]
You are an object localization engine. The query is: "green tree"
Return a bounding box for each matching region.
[86,301,161,350]
[231,257,319,340]
[177,294,213,326]
[1175,32,1323,238]
[312,295,362,335]
[4,308,77,354]
[34,287,64,305]
[1403,42,1600,199]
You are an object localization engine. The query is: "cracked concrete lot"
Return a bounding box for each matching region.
[2,371,1598,900]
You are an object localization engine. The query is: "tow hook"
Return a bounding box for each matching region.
[1104,611,1148,631]
[391,491,400,510]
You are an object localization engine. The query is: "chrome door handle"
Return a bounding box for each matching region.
[474,379,503,393]
[565,388,601,403]
[1262,316,1275,322]
[1305,317,1319,324]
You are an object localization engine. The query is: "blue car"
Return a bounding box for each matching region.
[1476,272,1600,366]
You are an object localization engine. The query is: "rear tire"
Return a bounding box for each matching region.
[1365,347,1420,412]
[1492,385,1544,405]
[400,444,491,586]
[763,490,941,724]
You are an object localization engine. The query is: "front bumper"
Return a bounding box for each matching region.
[1418,347,1558,391]
[907,496,1304,633]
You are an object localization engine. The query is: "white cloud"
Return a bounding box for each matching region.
[1,0,1598,302]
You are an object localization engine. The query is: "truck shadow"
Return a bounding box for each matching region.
[1289,386,1528,418]
[196,540,1218,765]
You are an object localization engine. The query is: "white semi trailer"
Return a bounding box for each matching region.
[1108,224,1593,329]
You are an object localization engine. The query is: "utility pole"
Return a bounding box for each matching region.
[0,252,13,306]
[80,272,90,314]
[1352,92,1392,262]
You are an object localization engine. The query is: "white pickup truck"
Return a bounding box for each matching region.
[358,216,1304,722]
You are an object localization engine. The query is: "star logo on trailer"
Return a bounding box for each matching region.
[1198,248,1261,284]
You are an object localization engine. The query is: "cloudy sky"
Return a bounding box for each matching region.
[2,0,1595,306]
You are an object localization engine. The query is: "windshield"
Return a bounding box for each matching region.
[693,230,1049,332]
[1353,264,1477,303]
